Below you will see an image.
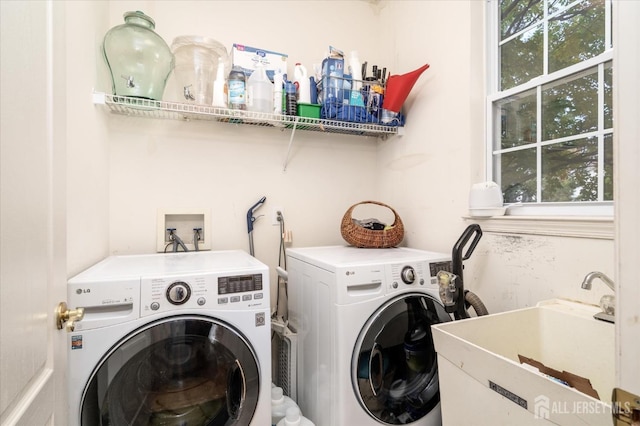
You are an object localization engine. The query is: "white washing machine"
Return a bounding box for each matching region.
[66,250,271,426]
[286,246,453,426]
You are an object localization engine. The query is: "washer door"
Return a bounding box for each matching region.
[352,293,451,425]
[80,315,260,426]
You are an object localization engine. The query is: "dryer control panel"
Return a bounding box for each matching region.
[334,258,452,305]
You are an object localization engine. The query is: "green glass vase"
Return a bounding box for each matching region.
[102,11,174,100]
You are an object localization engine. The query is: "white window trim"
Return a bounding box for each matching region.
[484,0,614,222]
[463,215,614,240]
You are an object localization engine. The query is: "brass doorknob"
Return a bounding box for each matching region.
[55,302,84,332]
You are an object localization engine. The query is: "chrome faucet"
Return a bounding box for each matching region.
[581,271,615,292]
[167,228,189,252]
[581,271,615,323]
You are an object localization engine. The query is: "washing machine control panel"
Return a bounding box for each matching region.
[388,259,452,292]
[140,272,267,316]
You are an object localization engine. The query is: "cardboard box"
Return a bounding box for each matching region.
[231,44,288,82]
[518,355,599,399]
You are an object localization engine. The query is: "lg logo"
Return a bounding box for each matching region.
[75,288,91,294]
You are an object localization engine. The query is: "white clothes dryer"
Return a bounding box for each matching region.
[286,246,453,426]
[66,250,270,426]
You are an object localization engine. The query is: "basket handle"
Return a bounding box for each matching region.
[345,200,401,227]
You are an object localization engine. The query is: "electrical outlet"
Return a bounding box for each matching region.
[272,207,284,226]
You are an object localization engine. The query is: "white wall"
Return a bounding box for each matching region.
[66,0,615,315]
[100,1,387,302]
[66,1,112,276]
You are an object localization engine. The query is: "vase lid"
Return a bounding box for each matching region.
[123,11,155,28]
[171,36,228,56]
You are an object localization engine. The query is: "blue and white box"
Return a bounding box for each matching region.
[231,44,288,81]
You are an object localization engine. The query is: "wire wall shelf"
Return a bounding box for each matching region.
[93,92,400,136]
[93,92,402,170]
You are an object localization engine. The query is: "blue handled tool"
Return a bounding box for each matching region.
[247,196,266,256]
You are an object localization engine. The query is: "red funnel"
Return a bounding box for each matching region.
[382,63,430,113]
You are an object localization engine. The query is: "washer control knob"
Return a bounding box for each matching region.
[401,266,416,284]
[150,302,160,311]
[166,281,191,305]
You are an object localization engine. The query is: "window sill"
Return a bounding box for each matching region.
[462,215,614,240]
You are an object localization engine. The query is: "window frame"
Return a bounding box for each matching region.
[485,0,614,218]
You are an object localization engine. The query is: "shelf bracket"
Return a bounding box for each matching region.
[92,91,106,105]
[282,117,299,172]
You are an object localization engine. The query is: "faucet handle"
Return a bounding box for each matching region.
[599,294,615,315]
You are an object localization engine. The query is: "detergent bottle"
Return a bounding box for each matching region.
[294,63,311,104]
[271,387,298,426]
[276,406,315,426]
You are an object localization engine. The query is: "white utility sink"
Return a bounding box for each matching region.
[432,299,615,425]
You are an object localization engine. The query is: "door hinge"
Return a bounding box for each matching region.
[613,387,640,425]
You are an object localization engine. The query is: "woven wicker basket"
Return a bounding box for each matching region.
[340,201,405,248]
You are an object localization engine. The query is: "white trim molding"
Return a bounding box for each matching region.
[462,215,614,240]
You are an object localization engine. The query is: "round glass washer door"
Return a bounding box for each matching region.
[80,315,260,426]
[352,293,452,425]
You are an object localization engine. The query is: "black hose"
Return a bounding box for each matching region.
[465,290,489,316]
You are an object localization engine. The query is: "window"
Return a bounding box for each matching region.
[487,0,613,215]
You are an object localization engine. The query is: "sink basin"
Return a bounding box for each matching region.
[432,299,614,425]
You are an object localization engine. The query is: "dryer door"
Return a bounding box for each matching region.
[352,293,452,425]
[80,315,260,425]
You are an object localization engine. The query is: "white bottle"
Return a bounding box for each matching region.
[247,64,273,113]
[276,406,315,426]
[273,69,284,115]
[271,387,298,426]
[294,63,311,104]
[212,57,226,108]
[348,50,363,91]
